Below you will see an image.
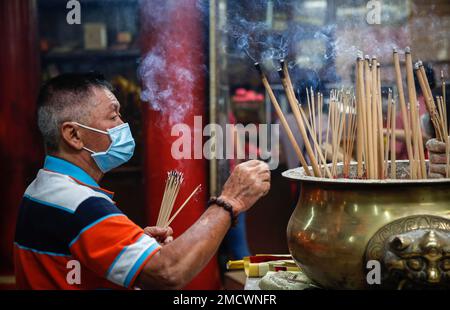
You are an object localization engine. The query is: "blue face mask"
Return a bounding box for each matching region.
[74,122,135,173]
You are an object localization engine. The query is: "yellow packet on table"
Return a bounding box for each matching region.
[226,259,244,270]
[245,255,298,277]
[227,254,291,271]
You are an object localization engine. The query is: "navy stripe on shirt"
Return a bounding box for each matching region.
[74,196,123,229]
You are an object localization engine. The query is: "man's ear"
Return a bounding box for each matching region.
[61,122,84,151]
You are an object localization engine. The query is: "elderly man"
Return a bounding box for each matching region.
[14,73,270,290]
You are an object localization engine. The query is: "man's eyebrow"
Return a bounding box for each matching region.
[110,100,120,110]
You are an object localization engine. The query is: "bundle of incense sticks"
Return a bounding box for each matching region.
[255,47,448,180]
[157,171,184,227]
[157,170,202,228]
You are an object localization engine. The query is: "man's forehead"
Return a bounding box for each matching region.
[105,90,120,107]
[94,87,120,109]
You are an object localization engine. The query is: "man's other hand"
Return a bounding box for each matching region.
[426,138,449,178]
[219,160,271,214]
[143,226,173,245]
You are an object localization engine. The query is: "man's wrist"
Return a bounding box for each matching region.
[217,195,242,217]
[208,196,239,227]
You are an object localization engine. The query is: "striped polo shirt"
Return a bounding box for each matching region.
[14,155,160,289]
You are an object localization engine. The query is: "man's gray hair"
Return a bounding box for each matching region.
[37,73,113,152]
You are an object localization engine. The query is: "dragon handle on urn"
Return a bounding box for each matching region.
[365,215,450,289]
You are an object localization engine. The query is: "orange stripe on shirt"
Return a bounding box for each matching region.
[15,244,125,290]
[70,215,144,277]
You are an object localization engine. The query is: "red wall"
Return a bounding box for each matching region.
[0,0,43,275]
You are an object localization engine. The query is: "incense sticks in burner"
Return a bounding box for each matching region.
[384,89,397,179]
[415,61,450,179]
[255,62,313,176]
[255,47,448,180]
[415,61,446,142]
[277,64,323,177]
[355,54,385,179]
[326,90,357,178]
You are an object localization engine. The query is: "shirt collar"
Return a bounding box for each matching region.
[43,155,114,199]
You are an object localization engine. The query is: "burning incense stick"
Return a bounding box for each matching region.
[364,56,375,178]
[280,59,296,103]
[326,90,356,177]
[437,96,449,178]
[405,48,427,179]
[323,101,332,176]
[345,95,357,177]
[278,68,322,177]
[298,100,332,178]
[415,61,444,141]
[385,89,392,177]
[393,48,414,178]
[356,56,365,177]
[371,57,379,178]
[442,71,447,110]
[390,97,397,179]
[255,63,312,176]
[376,63,385,178]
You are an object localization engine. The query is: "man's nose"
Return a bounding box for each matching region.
[116,116,125,125]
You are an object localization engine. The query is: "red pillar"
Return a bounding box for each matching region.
[140,1,221,289]
[0,0,42,276]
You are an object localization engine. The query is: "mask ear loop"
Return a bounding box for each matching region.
[72,122,109,135]
[72,122,110,154]
[83,146,95,154]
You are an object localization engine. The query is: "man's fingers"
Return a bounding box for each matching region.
[261,182,271,196]
[241,160,260,168]
[144,226,164,235]
[143,226,158,236]
[427,138,450,178]
[144,226,173,239]
[248,161,270,173]
[429,164,448,175]
[429,172,445,179]
[430,153,448,164]
[259,171,271,182]
[426,138,446,153]
[163,236,174,245]
[165,226,173,237]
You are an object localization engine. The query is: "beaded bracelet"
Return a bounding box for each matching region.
[207,197,238,227]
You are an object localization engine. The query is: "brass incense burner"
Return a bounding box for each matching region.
[283,161,450,289]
